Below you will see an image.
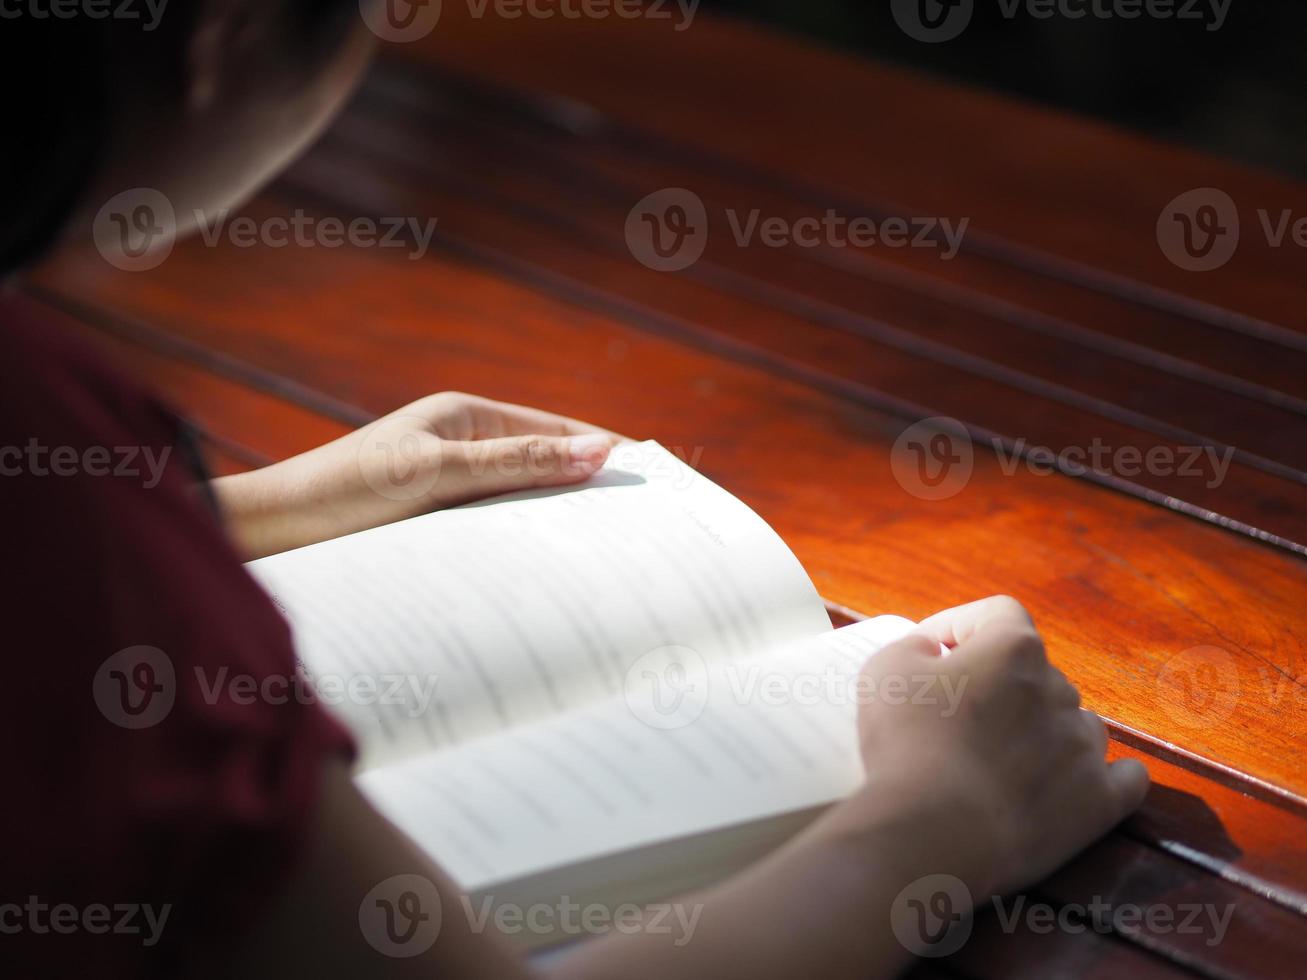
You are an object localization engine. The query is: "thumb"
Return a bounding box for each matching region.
[861,632,947,683]
[448,432,614,499]
[1105,757,1151,823]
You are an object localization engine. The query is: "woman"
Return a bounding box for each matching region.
[1,4,1148,977]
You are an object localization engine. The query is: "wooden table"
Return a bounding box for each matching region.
[29,6,1306,976]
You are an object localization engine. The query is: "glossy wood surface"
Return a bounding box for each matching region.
[27,7,1306,976]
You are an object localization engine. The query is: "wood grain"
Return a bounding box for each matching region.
[41,290,1307,977]
[282,96,1307,551]
[389,6,1307,338]
[32,194,1307,798]
[32,8,1307,972]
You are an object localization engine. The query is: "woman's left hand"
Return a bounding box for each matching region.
[211,392,621,560]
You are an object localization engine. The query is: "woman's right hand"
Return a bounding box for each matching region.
[555,596,1153,980]
[850,595,1150,899]
[212,596,1151,980]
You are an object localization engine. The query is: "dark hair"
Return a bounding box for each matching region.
[0,1,359,276]
[1,17,105,274]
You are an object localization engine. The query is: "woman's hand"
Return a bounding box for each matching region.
[211,392,620,560]
[555,597,1149,980]
[207,596,1148,980]
[846,595,1149,900]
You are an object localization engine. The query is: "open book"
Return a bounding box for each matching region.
[247,442,917,946]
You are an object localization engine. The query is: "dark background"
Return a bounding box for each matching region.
[702,0,1307,179]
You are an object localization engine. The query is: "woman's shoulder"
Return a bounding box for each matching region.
[0,286,179,443]
[0,285,356,978]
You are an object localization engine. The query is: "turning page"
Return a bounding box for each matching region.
[246,441,831,768]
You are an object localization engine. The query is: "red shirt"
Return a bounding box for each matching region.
[0,288,354,977]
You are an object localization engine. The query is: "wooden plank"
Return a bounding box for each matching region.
[46,300,1307,921]
[28,10,1307,975]
[1109,742,1307,916]
[387,7,1307,338]
[1039,833,1304,978]
[321,82,1307,487]
[355,65,1307,419]
[40,256,1307,977]
[277,129,1307,552]
[945,901,1200,979]
[31,194,1307,798]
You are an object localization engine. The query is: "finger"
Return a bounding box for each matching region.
[1104,758,1151,822]
[914,595,1035,650]
[876,632,947,667]
[1049,667,1082,709]
[465,396,626,443]
[445,432,613,499]
[943,618,1047,679]
[1080,709,1107,756]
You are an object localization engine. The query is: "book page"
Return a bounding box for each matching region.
[246,442,830,769]
[357,616,920,893]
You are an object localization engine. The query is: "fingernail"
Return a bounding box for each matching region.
[568,433,612,470]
